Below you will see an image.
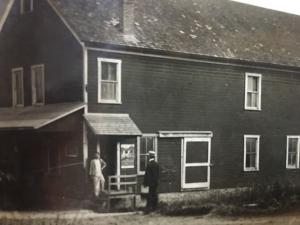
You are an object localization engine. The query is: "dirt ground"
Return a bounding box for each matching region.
[2,210,300,225]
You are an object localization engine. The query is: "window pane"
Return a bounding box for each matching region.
[252,77,258,91]
[246,138,257,153]
[101,82,116,100]
[251,93,258,108]
[247,92,252,107]
[247,76,258,91]
[140,155,146,171]
[245,137,258,169]
[24,0,32,12]
[13,71,23,105]
[140,138,146,154]
[139,136,156,172]
[247,92,258,108]
[101,62,117,81]
[289,138,298,153]
[247,77,253,91]
[246,153,256,168]
[146,137,155,152]
[185,166,207,183]
[186,142,208,163]
[288,152,297,166]
[288,138,298,167]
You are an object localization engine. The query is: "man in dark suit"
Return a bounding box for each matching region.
[143,150,159,212]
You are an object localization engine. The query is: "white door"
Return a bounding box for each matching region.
[182,137,211,189]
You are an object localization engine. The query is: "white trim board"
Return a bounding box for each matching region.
[86,47,300,74]
[46,0,83,46]
[159,131,213,138]
[0,0,14,32]
[83,47,88,113]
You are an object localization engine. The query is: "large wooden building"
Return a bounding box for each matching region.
[1,0,300,207]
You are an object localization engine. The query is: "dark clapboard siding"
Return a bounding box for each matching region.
[0,0,83,107]
[87,49,300,192]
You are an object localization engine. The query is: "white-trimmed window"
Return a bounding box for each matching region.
[286,136,300,169]
[64,143,79,158]
[20,0,33,14]
[12,68,24,107]
[244,135,260,171]
[245,73,262,110]
[97,58,121,104]
[31,64,45,105]
[137,135,157,174]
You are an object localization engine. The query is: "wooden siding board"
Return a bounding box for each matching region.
[87,49,300,191]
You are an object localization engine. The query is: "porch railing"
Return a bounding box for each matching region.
[107,174,138,210]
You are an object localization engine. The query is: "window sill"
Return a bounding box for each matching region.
[98,100,122,105]
[286,167,299,170]
[244,107,262,111]
[33,103,45,106]
[13,104,24,108]
[243,168,259,172]
[181,187,210,192]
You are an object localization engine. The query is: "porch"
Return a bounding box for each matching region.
[0,102,86,209]
[84,113,142,210]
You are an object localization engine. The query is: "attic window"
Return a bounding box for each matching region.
[20,0,33,14]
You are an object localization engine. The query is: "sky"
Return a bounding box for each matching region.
[232,0,300,16]
[0,1,300,17]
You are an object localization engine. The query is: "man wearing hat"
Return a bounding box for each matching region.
[143,150,160,212]
[89,152,107,199]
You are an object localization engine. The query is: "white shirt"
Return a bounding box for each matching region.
[89,159,104,179]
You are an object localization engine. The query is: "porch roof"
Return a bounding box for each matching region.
[84,113,142,136]
[0,102,85,130]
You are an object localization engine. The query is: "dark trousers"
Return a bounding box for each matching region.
[146,186,158,211]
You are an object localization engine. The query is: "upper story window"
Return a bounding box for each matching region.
[286,136,300,169]
[31,64,45,105]
[245,73,262,110]
[138,135,158,174]
[12,68,24,107]
[97,58,121,104]
[20,0,33,14]
[244,135,260,171]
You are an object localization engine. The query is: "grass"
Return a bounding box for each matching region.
[158,181,300,216]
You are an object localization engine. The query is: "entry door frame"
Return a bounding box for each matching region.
[181,137,211,189]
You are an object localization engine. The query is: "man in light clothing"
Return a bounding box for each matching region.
[89,152,107,198]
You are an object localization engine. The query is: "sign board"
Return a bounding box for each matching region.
[120,144,135,169]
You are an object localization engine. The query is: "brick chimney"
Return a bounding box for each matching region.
[121,0,135,34]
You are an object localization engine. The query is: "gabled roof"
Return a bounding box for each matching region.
[49,0,300,68]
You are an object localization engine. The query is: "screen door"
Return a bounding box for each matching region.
[182,137,211,189]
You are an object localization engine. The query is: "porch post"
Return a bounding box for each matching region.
[83,123,88,169]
